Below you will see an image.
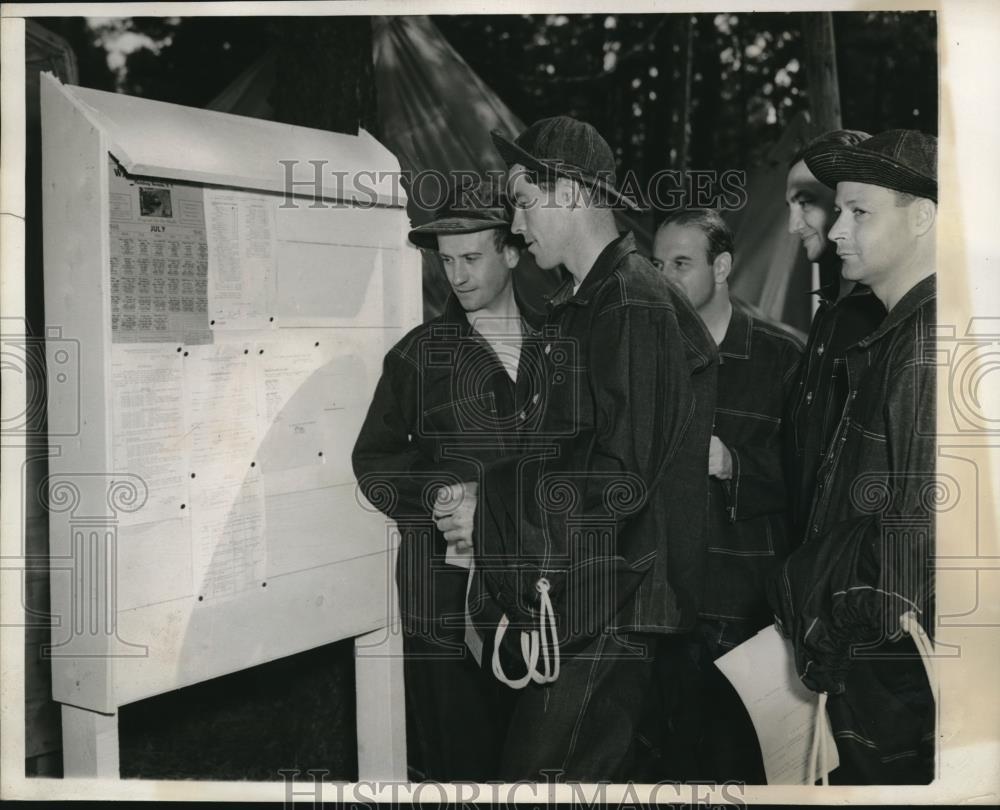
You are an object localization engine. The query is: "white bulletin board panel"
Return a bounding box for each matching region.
[40,72,420,774]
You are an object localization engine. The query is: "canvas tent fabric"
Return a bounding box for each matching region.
[725,109,817,335]
[370,15,564,316]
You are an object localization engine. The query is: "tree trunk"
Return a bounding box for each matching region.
[689,15,722,172]
[673,14,694,179]
[801,12,842,131]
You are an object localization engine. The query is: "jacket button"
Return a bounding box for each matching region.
[851,390,858,400]
[532,393,540,404]
[806,392,814,405]
[817,344,825,356]
[519,411,526,421]
[544,344,552,355]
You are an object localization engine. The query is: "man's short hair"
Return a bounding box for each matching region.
[789,128,871,170]
[521,169,614,209]
[659,209,734,264]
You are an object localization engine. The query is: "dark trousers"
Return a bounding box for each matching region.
[638,620,766,784]
[497,630,656,782]
[826,638,934,785]
[402,632,515,782]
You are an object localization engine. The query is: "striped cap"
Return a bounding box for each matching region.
[804,129,937,202]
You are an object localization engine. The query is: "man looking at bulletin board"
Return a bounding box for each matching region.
[352,181,542,781]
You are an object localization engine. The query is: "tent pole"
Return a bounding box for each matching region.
[801,12,843,131]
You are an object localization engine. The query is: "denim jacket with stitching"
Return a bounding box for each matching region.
[471,233,719,655]
[702,299,803,626]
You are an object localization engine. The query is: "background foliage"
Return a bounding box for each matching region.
[45,12,937,179]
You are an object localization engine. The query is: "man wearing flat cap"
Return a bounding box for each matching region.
[782,129,886,543]
[767,130,938,784]
[440,116,717,780]
[352,181,542,781]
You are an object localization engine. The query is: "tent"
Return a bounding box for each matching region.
[209,15,564,319]
[208,15,813,333]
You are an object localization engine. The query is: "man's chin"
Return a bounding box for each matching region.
[527,247,555,269]
[839,260,866,282]
[804,236,830,263]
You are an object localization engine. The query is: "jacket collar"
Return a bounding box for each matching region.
[441,292,474,335]
[547,232,638,309]
[856,273,935,349]
[718,300,753,360]
[809,280,878,306]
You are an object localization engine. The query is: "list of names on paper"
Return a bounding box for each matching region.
[111,345,190,527]
[190,466,267,602]
[204,188,277,326]
[183,343,260,470]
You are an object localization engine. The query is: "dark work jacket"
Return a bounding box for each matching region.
[784,280,886,542]
[703,299,803,626]
[472,233,718,656]
[768,274,936,782]
[352,292,545,644]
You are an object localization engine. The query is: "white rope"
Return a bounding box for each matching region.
[491,614,537,689]
[490,577,562,689]
[819,692,829,786]
[808,691,829,785]
[900,610,938,701]
[530,578,561,684]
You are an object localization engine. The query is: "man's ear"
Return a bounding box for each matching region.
[912,197,937,237]
[713,251,733,285]
[502,243,520,269]
[555,176,583,209]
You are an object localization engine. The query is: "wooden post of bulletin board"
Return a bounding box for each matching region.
[40,72,420,780]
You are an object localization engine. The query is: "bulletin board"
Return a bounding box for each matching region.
[40,73,419,778]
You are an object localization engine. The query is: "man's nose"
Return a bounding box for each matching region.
[828,211,848,242]
[511,208,526,235]
[788,206,805,235]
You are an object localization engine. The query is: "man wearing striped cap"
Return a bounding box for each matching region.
[768,130,938,784]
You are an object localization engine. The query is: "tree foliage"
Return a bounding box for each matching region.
[435,11,936,184]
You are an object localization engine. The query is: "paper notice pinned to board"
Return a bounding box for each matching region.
[190,465,266,603]
[714,624,839,785]
[111,345,190,526]
[204,188,277,328]
[108,157,211,344]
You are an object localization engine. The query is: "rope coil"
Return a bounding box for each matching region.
[491,577,562,689]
